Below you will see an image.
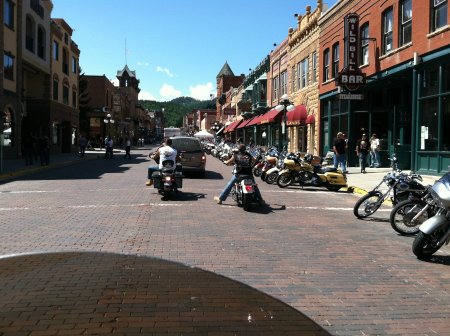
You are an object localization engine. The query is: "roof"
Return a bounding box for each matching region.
[117,65,137,78]
[216,62,235,78]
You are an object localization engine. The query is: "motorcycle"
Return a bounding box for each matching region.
[230,173,257,211]
[265,151,288,184]
[276,153,347,191]
[250,147,265,177]
[151,160,183,199]
[389,186,436,235]
[412,171,450,259]
[353,155,425,218]
[259,147,283,182]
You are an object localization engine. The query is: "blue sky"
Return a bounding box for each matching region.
[52,0,334,102]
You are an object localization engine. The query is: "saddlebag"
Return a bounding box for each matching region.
[175,172,183,188]
[152,171,162,188]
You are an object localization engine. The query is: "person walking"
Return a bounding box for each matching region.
[38,135,50,166]
[23,133,34,166]
[369,133,380,168]
[124,137,132,159]
[356,134,369,173]
[79,135,87,157]
[332,132,348,173]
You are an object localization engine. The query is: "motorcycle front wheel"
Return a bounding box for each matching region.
[265,171,278,184]
[353,191,383,218]
[412,231,443,259]
[390,200,429,235]
[252,165,262,177]
[277,172,292,188]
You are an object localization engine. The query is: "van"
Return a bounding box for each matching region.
[170,136,206,177]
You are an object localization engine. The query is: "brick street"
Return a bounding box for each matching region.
[0,149,449,335]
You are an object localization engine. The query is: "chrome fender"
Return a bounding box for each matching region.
[278,168,290,175]
[265,167,279,175]
[419,215,450,234]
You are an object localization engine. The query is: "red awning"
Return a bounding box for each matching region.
[225,120,242,132]
[236,118,253,129]
[246,115,263,126]
[259,109,283,124]
[286,105,307,126]
[305,114,315,124]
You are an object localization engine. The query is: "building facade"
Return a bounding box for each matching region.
[319,0,450,174]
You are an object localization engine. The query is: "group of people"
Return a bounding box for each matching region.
[23,133,50,166]
[333,132,381,174]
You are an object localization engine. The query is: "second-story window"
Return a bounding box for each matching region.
[53,41,59,60]
[37,26,45,60]
[332,43,339,79]
[280,70,288,96]
[4,0,15,29]
[272,76,279,101]
[312,52,317,83]
[63,84,69,105]
[400,0,412,46]
[4,53,15,81]
[360,23,370,65]
[382,7,394,54]
[431,0,448,31]
[72,56,77,74]
[62,48,68,75]
[323,48,330,82]
[300,57,309,89]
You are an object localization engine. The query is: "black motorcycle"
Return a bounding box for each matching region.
[152,160,183,200]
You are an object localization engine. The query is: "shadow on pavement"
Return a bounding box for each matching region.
[0,252,330,335]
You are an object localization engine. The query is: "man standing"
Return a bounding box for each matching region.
[333,132,348,173]
[356,134,369,173]
[369,133,380,168]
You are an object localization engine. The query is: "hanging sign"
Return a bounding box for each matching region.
[336,13,367,92]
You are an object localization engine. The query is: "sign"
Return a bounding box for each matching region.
[336,13,367,92]
[339,93,364,100]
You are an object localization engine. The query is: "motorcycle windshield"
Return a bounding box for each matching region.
[432,172,450,207]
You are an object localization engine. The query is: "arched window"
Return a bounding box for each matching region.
[25,15,35,53]
[37,25,46,59]
[62,48,68,74]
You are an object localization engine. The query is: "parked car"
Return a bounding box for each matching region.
[170,136,206,177]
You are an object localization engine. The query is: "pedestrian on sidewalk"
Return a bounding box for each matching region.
[79,135,87,157]
[124,137,131,159]
[23,133,34,166]
[369,133,380,168]
[105,136,113,159]
[333,132,348,173]
[39,135,50,166]
[356,134,369,173]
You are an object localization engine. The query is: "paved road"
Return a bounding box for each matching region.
[0,149,449,335]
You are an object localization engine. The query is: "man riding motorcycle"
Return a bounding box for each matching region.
[146,138,180,186]
[214,144,266,206]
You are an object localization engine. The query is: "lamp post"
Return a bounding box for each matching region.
[103,113,115,137]
[210,121,222,140]
[275,94,295,150]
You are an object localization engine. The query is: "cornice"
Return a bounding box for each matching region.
[288,0,323,48]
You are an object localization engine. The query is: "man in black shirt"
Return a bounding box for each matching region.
[333,132,348,173]
[356,134,369,173]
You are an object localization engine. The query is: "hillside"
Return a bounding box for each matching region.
[140,97,216,127]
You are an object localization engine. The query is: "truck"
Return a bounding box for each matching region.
[164,127,182,138]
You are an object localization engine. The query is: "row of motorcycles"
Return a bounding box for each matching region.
[352,154,450,259]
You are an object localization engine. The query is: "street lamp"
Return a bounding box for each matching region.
[275,94,295,150]
[103,113,115,137]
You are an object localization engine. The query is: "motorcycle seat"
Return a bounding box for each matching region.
[317,167,337,174]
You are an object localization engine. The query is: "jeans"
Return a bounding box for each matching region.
[370,150,380,167]
[333,153,347,172]
[125,146,131,159]
[359,152,368,171]
[219,174,262,202]
[148,165,159,179]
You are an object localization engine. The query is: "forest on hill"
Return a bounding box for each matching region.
[140,97,216,127]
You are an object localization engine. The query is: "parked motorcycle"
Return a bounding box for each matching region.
[230,174,257,211]
[276,153,347,191]
[259,148,281,182]
[265,151,288,185]
[353,166,425,219]
[412,172,450,259]
[389,186,436,235]
[151,160,183,199]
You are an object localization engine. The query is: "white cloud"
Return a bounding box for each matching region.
[110,78,119,86]
[189,82,214,100]
[139,90,157,101]
[156,66,175,78]
[137,61,149,66]
[160,84,181,100]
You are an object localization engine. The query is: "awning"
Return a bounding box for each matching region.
[286,105,307,126]
[305,114,315,124]
[246,114,264,126]
[245,85,253,91]
[259,108,283,124]
[236,118,254,129]
[256,73,267,82]
[225,120,242,133]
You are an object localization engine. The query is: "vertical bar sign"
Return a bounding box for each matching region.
[344,13,359,71]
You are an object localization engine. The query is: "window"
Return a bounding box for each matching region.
[312,52,317,83]
[280,70,288,96]
[431,0,448,31]
[4,0,14,29]
[72,56,77,74]
[53,41,59,60]
[72,89,77,108]
[25,16,35,53]
[272,76,279,101]
[296,62,301,90]
[53,77,59,101]
[382,8,394,54]
[300,57,309,89]
[323,48,330,82]
[63,85,69,105]
[400,0,412,46]
[4,53,14,81]
[332,43,339,79]
[419,98,438,150]
[421,67,440,97]
[62,48,68,75]
[37,26,45,59]
[360,23,370,65]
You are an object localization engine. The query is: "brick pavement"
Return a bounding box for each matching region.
[0,148,449,335]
